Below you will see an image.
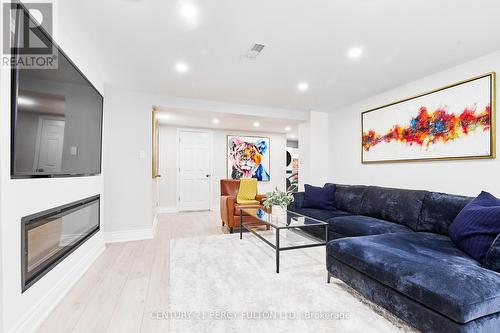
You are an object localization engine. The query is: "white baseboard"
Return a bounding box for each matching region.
[9,237,105,333]
[104,214,159,243]
[157,206,219,213]
[157,206,178,213]
[104,228,154,243]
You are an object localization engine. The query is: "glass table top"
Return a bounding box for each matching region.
[240,208,327,229]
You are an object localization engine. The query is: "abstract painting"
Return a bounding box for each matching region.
[227,136,270,181]
[362,73,495,163]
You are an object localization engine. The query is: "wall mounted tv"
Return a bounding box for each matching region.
[10,5,103,178]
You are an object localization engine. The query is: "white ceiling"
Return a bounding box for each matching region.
[60,0,500,112]
[156,108,301,139]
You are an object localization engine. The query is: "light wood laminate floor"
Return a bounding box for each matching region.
[37,211,224,333]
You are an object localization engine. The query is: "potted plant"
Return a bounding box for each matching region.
[263,187,294,214]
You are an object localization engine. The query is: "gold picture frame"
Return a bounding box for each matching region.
[361,72,496,164]
[152,110,160,178]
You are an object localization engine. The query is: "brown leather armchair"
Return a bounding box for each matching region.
[220,179,267,233]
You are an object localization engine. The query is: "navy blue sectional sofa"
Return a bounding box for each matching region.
[288,184,500,333]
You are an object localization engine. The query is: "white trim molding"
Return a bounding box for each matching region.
[104,228,154,243]
[157,206,178,213]
[104,214,159,243]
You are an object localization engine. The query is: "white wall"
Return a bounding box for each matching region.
[329,50,500,197]
[0,4,106,333]
[103,88,308,235]
[298,111,330,190]
[102,89,156,235]
[158,126,287,210]
[158,126,177,208]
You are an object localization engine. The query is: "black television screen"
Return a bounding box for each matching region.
[11,5,103,178]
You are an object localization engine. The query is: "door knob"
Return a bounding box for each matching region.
[206,174,211,178]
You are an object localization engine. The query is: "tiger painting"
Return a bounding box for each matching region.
[227,136,270,181]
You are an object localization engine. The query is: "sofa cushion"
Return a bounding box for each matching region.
[327,256,500,333]
[303,184,336,210]
[328,215,413,237]
[294,207,350,222]
[449,191,500,262]
[418,192,472,236]
[327,232,500,323]
[359,186,427,230]
[334,185,367,214]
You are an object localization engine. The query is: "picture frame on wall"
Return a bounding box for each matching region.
[227,135,270,181]
[361,72,496,163]
[152,110,160,178]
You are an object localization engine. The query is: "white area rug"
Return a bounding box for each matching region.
[168,232,418,333]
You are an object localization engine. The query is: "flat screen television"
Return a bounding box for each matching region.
[10,4,103,178]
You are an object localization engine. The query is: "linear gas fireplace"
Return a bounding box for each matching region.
[21,195,100,292]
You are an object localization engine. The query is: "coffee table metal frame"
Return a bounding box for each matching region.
[239,208,329,273]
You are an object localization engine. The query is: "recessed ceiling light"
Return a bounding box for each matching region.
[180,3,199,28]
[291,134,296,139]
[285,126,291,131]
[180,3,198,20]
[348,47,363,58]
[175,62,189,73]
[297,82,309,91]
[253,122,260,127]
[212,118,219,124]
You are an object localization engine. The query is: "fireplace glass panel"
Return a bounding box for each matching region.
[22,196,99,291]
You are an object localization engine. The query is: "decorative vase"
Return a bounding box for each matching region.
[272,205,286,215]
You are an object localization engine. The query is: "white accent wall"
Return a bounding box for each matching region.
[0,4,106,333]
[158,126,287,211]
[329,50,500,197]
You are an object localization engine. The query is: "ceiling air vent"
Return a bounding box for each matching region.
[246,43,266,59]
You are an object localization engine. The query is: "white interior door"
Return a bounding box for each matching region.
[178,130,211,211]
[35,118,65,173]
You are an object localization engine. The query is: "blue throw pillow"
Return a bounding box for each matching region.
[448,191,500,263]
[303,184,336,210]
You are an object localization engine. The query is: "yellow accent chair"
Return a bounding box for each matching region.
[220,179,267,233]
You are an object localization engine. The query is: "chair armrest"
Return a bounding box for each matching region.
[220,195,236,222]
[255,194,267,204]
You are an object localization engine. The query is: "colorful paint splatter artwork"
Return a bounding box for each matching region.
[362,105,491,151]
[361,74,494,163]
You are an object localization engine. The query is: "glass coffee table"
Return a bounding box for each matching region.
[239,208,329,273]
